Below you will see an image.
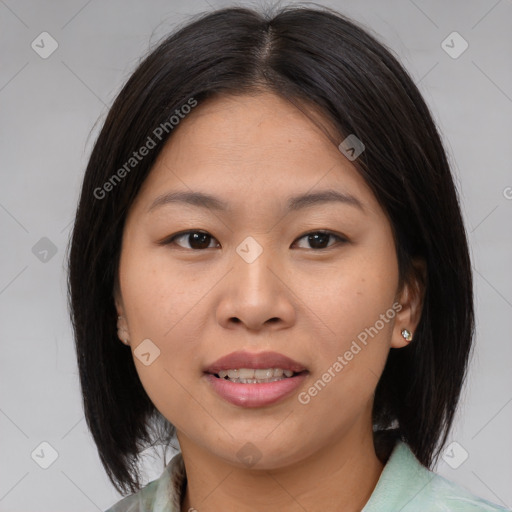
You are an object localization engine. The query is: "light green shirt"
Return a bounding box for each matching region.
[105,440,510,511]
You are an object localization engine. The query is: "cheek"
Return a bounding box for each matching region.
[304,242,399,398]
[316,248,399,341]
[120,244,208,337]
[299,275,397,427]
[119,246,213,417]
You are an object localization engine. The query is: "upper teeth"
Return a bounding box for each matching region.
[217,368,294,379]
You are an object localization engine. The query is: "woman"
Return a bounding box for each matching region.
[67,5,510,511]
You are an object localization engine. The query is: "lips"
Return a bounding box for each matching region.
[203,350,308,375]
[203,350,309,407]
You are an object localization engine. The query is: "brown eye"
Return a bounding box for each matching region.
[293,231,347,250]
[164,231,219,250]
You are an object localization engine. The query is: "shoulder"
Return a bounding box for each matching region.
[104,478,159,512]
[363,440,510,512]
[422,470,510,511]
[104,452,185,512]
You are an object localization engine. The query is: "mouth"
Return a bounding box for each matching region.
[202,350,309,407]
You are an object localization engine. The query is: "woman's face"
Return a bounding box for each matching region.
[115,92,417,469]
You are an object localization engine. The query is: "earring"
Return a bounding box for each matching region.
[401,328,413,342]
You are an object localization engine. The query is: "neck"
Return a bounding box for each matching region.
[179,425,384,512]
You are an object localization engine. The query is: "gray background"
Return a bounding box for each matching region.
[1,0,511,510]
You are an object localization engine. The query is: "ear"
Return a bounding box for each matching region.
[114,282,131,346]
[391,258,427,349]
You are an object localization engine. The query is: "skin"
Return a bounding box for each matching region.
[115,92,425,512]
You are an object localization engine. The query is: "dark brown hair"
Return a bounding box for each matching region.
[67,4,474,495]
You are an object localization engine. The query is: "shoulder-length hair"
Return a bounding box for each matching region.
[67,4,474,495]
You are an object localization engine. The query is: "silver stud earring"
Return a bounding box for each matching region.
[401,328,413,342]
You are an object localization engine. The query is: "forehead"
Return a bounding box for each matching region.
[131,92,380,217]
[161,92,339,162]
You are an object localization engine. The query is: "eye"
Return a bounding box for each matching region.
[292,230,347,250]
[162,230,219,250]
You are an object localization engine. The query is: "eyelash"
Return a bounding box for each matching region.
[159,229,348,251]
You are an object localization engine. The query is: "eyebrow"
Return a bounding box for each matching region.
[147,189,365,214]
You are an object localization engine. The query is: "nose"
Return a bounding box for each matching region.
[215,243,296,332]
